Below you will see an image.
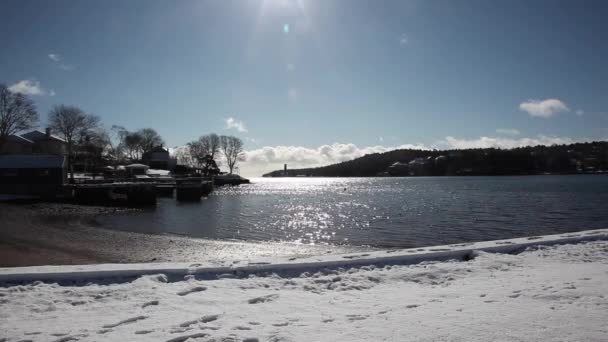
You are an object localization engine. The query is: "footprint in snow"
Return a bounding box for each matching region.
[179,320,199,328]
[272,322,289,327]
[346,314,367,321]
[199,326,220,331]
[342,254,370,259]
[200,314,220,323]
[142,300,159,308]
[165,333,208,342]
[135,330,154,335]
[405,304,419,309]
[248,294,279,304]
[177,286,207,296]
[233,326,253,330]
[103,315,148,328]
[52,336,79,342]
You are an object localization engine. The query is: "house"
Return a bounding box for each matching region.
[1,135,34,154]
[142,146,176,170]
[1,128,67,155]
[0,154,67,198]
[21,129,67,155]
[387,162,409,176]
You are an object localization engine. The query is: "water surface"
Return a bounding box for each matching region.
[97,175,608,248]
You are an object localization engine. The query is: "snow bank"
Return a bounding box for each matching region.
[1,229,606,285]
[1,233,607,341]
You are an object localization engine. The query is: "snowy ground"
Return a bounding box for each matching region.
[1,231,608,342]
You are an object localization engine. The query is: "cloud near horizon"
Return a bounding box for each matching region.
[519,98,569,118]
[8,80,55,96]
[225,117,248,132]
[237,135,594,177]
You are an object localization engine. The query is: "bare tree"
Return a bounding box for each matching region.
[0,84,39,149]
[106,125,127,166]
[123,131,143,160]
[48,105,100,180]
[220,135,245,174]
[201,133,220,160]
[174,145,195,167]
[138,128,164,154]
[76,129,110,177]
[187,133,221,167]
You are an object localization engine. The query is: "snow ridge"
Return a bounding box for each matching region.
[1,229,606,286]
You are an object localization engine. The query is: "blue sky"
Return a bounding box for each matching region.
[2,0,607,175]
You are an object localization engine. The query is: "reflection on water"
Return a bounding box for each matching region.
[98,175,608,248]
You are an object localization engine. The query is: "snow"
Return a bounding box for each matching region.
[1,230,608,341]
[147,169,171,177]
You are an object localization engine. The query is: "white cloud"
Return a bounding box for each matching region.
[576,109,584,116]
[48,53,74,71]
[48,53,62,62]
[399,34,408,45]
[496,128,520,135]
[519,98,569,118]
[438,135,579,150]
[225,117,248,132]
[8,80,54,96]
[58,64,75,71]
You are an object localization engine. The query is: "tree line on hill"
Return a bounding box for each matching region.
[264,142,608,177]
[0,83,245,178]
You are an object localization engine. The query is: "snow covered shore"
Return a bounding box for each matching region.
[1,230,608,341]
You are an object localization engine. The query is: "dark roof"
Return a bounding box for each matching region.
[21,130,67,143]
[5,135,34,144]
[0,154,65,169]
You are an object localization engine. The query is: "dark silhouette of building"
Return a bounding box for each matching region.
[0,154,67,198]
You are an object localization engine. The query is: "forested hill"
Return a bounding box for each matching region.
[262,141,608,177]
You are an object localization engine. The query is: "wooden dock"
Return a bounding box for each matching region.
[66,177,214,205]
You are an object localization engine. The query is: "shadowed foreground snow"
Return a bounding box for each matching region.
[1,240,608,341]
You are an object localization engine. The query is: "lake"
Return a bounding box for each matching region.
[96,175,608,248]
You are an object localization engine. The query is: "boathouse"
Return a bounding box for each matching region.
[0,154,67,198]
